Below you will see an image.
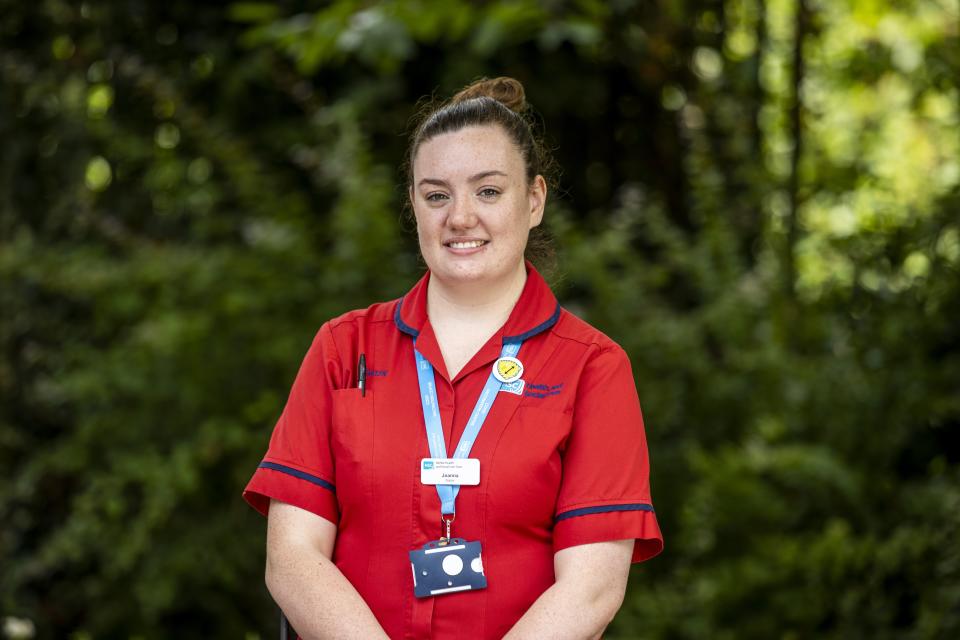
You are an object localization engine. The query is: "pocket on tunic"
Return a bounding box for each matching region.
[330,388,376,513]
[486,405,572,525]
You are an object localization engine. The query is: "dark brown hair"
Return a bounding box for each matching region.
[405,77,557,274]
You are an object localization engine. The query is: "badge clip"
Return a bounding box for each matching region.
[438,514,455,546]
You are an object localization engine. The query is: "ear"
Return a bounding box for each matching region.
[528,175,547,229]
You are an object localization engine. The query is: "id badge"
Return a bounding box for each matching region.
[409,538,487,598]
[420,458,480,486]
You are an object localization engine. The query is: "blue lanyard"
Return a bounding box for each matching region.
[414,341,522,515]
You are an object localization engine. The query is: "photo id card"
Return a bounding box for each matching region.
[409,538,487,598]
[420,458,480,486]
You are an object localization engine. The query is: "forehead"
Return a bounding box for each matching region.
[413,125,524,180]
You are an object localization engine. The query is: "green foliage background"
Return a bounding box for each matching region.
[2,0,958,637]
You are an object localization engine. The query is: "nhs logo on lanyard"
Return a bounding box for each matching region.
[499,378,525,395]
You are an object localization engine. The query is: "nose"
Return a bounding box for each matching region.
[446,195,478,230]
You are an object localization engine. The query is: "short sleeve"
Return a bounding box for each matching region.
[553,345,663,563]
[242,323,340,524]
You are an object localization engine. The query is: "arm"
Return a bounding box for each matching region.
[503,539,634,640]
[265,500,389,640]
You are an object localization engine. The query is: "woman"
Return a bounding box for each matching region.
[243,77,663,639]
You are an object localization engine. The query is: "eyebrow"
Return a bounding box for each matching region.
[417,170,508,188]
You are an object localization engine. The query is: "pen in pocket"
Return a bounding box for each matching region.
[358,353,366,397]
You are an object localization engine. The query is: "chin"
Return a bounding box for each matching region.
[435,265,489,283]
[426,253,523,287]
[428,258,501,284]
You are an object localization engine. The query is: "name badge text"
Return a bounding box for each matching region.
[420,458,480,486]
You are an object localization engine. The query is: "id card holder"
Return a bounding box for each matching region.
[409,538,487,598]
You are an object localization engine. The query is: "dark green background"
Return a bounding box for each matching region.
[2,0,958,638]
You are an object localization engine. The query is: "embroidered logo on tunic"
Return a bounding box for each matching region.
[524,383,564,399]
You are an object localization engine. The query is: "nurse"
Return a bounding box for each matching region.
[244,76,662,639]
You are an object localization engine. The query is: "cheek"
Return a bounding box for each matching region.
[416,226,432,250]
[414,216,443,254]
[412,210,430,237]
[507,200,533,241]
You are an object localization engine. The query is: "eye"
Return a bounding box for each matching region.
[425,192,449,202]
[478,188,500,198]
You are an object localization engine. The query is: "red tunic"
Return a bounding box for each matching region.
[244,264,663,639]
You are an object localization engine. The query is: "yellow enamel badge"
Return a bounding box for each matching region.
[493,356,524,383]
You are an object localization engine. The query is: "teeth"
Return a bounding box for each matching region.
[448,240,486,249]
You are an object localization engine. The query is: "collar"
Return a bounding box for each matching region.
[394,262,560,381]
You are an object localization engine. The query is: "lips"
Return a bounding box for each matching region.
[444,239,489,249]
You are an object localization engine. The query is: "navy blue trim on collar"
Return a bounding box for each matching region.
[259,462,335,493]
[394,298,419,338]
[555,503,654,522]
[503,303,561,344]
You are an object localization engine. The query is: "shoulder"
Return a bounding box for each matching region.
[550,307,627,358]
[326,298,399,334]
[544,308,636,392]
[310,298,400,358]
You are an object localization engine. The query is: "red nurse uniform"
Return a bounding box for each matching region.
[244,264,663,639]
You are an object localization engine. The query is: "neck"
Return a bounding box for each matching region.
[427,262,528,328]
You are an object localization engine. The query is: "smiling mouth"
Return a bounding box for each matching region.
[445,240,488,249]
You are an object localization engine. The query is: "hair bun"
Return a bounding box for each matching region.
[451,77,527,113]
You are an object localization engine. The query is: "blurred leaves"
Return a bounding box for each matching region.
[1,0,959,638]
